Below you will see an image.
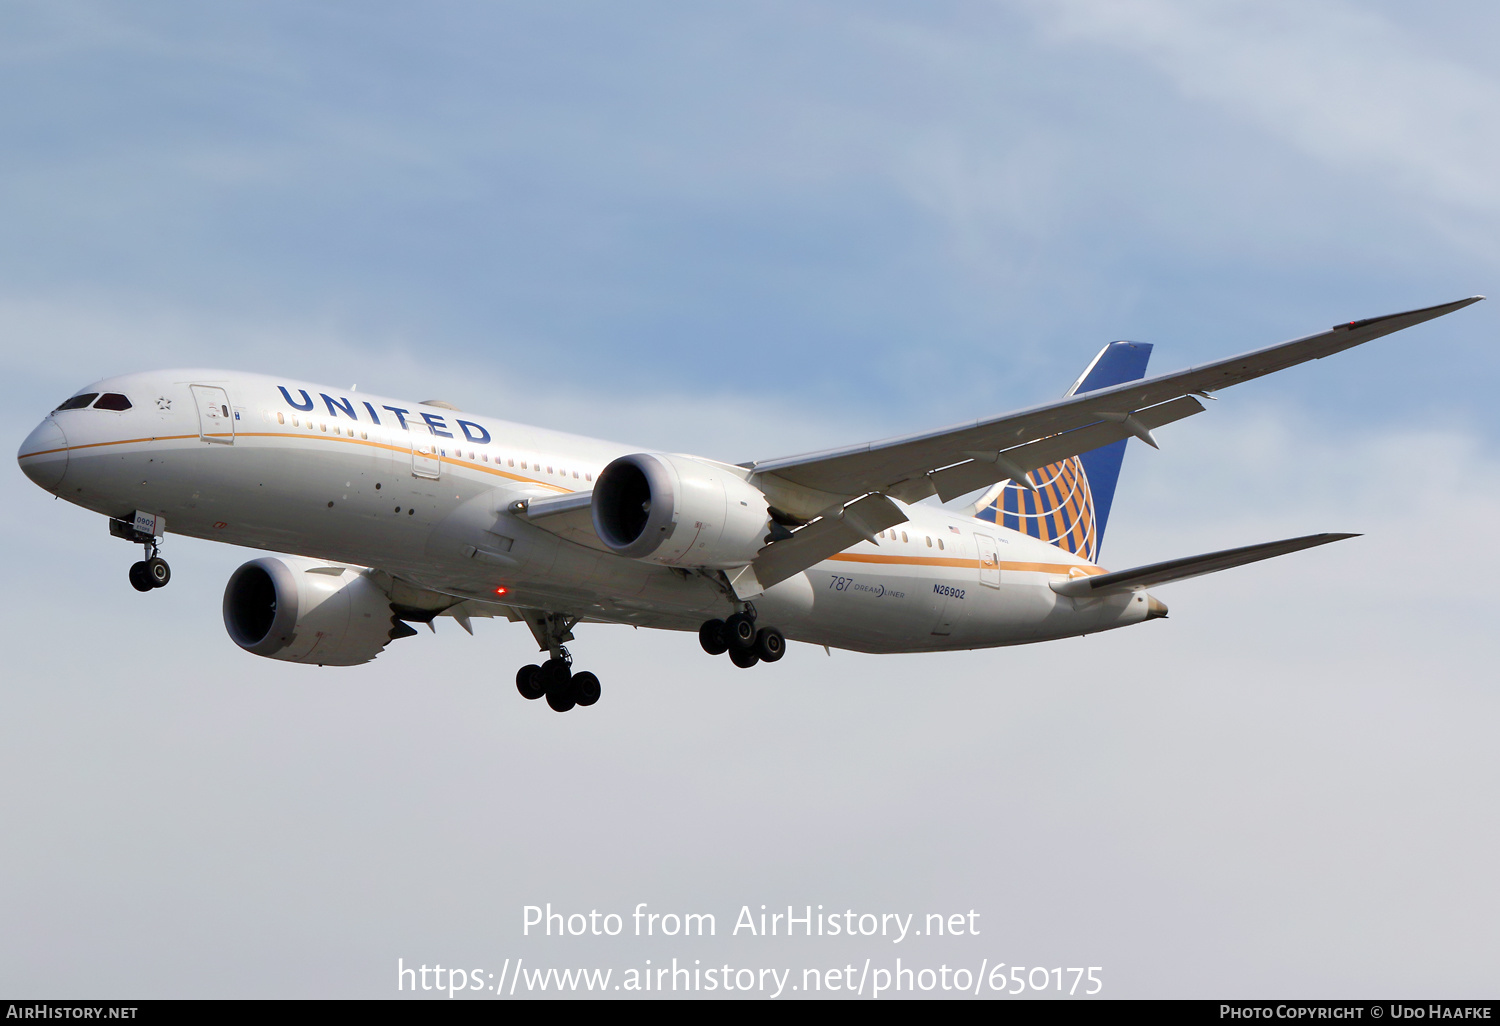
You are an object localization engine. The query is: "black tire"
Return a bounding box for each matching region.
[540,657,572,687]
[516,664,545,700]
[724,612,757,651]
[541,658,575,711]
[699,619,728,655]
[755,626,785,663]
[145,556,171,588]
[128,561,153,593]
[728,646,759,669]
[545,676,577,712]
[572,671,601,707]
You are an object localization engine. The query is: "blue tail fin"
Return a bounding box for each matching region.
[975,341,1152,561]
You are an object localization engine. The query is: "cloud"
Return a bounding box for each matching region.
[1022,0,1500,218]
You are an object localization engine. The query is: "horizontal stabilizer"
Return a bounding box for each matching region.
[1050,532,1358,597]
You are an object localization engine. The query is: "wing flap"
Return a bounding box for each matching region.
[926,394,1205,502]
[743,492,907,595]
[1049,532,1358,597]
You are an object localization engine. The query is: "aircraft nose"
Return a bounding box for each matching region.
[17,418,69,493]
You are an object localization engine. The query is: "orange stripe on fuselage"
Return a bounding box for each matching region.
[18,433,202,459]
[827,552,1105,575]
[19,430,577,493]
[236,431,575,491]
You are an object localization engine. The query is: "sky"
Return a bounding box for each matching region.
[2,0,1497,999]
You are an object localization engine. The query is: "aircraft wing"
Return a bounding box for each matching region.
[1048,532,1358,597]
[747,297,1483,508]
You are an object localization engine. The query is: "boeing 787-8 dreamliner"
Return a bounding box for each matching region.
[17,297,1482,711]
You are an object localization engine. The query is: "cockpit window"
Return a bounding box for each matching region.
[54,393,99,411]
[94,393,133,411]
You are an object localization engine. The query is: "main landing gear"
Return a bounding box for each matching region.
[699,608,785,668]
[515,656,601,713]
[514,610,602,712]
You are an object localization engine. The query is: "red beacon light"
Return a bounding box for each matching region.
[494,586,509,596]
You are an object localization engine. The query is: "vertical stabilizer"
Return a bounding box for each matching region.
[976,341,1152,561]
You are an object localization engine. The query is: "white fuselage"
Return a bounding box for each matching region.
[18,369,1156,655]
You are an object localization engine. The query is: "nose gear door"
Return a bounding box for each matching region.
[190,385,234,444]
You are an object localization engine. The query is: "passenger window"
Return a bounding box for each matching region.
[54,393,99,411]
[361,431,368,440]
[585,472,592,482]
[926,537,932,548]
[277,412,285,425]
[320,423,327,432]
[938,539,945,550]
[94,393,132,411]
[901,532,908,543]
[573,470,580,479]
[548,466,554,474]
[508,458,514,467]
[292,416,299,427]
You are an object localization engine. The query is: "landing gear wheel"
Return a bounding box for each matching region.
[728,646,760,669]
[572,671,601,707]
[144,556,170,588]
[699,619,729,655]
[545,679,577,712]
[755,626,785,663]
[724,612,757,651]
[542,658,576,712]
[516,664,545,700]
[128,561,153,592]
[539,657,571,687]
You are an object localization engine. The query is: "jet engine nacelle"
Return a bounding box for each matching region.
[222,556,400,666]
[592,453,771,568]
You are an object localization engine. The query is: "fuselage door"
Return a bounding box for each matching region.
[411,425,441,479]
[975,532,1001,588]
[190,384,235,444]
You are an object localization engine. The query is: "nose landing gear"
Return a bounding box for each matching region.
[111,514,170,592]
[127,553,171,592]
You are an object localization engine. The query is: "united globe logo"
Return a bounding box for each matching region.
[990,457,1099,562]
